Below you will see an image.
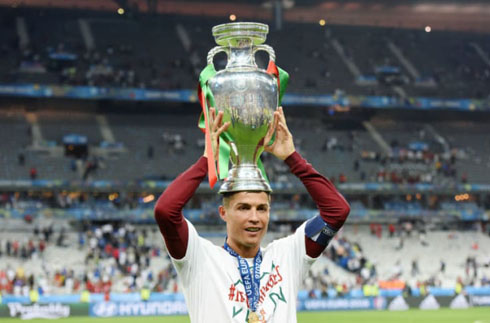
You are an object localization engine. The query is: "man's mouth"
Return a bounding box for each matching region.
[245,227,261,232]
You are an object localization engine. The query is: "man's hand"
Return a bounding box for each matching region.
[263,106,295,160]
[204,107,230,161]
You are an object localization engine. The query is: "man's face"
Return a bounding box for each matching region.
[219,191,270,257]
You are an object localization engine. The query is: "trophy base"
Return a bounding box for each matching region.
[219,164,272,194]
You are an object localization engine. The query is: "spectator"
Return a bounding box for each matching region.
[388,223,396,238]
[29,167,37,180]
[339,173,347,183]
[411,259,420,277]
[353,160,360,172]
[18,153,25,166]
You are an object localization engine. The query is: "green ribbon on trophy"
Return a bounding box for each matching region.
[197,61,289,189]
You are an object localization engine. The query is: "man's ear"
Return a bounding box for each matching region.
[218,205,227,222]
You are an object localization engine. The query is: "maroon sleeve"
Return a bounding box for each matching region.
[154,156,208,259]
[284,151,350,258]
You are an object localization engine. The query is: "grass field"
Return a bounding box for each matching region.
[3,308,490,322]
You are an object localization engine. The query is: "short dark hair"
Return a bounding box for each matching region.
[222,191,271,207]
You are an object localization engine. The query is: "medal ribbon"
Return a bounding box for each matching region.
[223,240,262,312]
[197,61,289,188]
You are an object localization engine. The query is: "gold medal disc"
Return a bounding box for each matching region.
[248,311,260,323]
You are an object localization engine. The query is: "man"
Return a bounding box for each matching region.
[154,107,350,322]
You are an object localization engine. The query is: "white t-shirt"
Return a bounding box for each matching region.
[171,220,317,323]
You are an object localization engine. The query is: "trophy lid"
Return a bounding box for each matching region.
[212,22,269,47]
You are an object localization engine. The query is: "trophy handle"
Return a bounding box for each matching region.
[253,44,276,63]
[207,46,230,68]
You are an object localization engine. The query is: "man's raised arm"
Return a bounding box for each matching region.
[154,107,230,259]
[262,106,350,258]
[285,151,350,257]
[154,156,208,259]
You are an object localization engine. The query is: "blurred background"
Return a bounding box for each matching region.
[0,0,489,319]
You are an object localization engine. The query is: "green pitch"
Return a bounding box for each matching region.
[2,308,490,322]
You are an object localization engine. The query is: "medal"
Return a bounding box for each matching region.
[248,311,260,323]
[224,240,262,315]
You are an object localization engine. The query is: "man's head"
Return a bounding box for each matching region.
[219,191,271,258]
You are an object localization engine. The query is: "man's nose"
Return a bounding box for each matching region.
[249,209,260,222]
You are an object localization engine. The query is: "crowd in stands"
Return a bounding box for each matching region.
[315,123,477,186]
[161,132,187,155]
[80,223,179,294]
[2,97,487,186]
[360,143,463,185]
[1,187,488,224]
[16,41,146,89]
[303,222,490,299]
[1,7,489,99]
[0,225,65,296]
[0,213,489,300]
[0,236,47,260]
[0,191,147,212]
[0,222,178,297]
[5,10,192,90]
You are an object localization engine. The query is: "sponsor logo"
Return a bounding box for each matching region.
[92,302,117,317]
[373,296,387,310]
[303,298,375,310]
[419,295,440,310]
[388,295,409,311]
[450,294,469,309]
[471,295,490,306]
[90,301,188,317]
[7,303,70,319]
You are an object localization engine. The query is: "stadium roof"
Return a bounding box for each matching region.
[0,0,489,33]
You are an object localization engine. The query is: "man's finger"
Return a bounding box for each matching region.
[217,121,230,135]
[216,111,224,128]
[213,110,223,130]
[264,112,279,146]
[209,107,216,126]
[277,121,288,134]
[263,119,274,144]
[278,106,289,130]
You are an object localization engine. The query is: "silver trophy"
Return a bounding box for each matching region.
[207,22,278,193]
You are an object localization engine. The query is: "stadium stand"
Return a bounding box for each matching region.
[0,4,489,318]
[432,120,490,183]
[1,100,489,185]
[1,8,489,98]
[2,219,489,298]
